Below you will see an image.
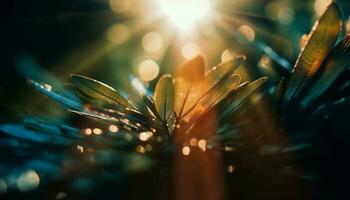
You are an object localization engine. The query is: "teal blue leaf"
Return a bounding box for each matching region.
[284,3,342,101]
[29,80,83,110]
[0,124,72,145]
[302,35,350,106]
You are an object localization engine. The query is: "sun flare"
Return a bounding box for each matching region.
[154,0,212,31]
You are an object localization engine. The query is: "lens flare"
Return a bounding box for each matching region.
[155,0,212,31]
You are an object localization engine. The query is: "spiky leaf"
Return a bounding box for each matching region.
[174,56,205,118]
[154,75,174,121]
[140,95,158,118]
[186,74,241,121]
[284,3,342,101]
[29,80,83,110]
[224,77,268,116]
[71,75,134,109]
[303,35,350,106]
[205,56,245,89]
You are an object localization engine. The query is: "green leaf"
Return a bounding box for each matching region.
[154,75,174,121]
[175,55,205,83]
[223,77,268,116]
[302,35,350,106]
[174,56,245,120]
[203,74,241,109]
[284,3,342,101]
[174,56,205,118]
[204,55,245,89]
[65,109,140,131]
[71,75,134,109]
[186,74,241,121]
[141,95,159,119]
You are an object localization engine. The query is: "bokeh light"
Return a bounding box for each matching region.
[145,144,153,151]
[259,55,271,69]
[198,139,207,151]
[142,32,163,52]
[139,132,150,141]
[139,131,153,142]
[221,49,236,63]
[181,43,200,60]
[277,7,295,25]
[77,145,84,153]
[238,25,255,42]
[109,0,130,13]
[125,133,133,141]
[190,138,198,146]
[109,125,119,133]
[16,170,40,192]
[225,146,234,152]
[265,2,294,25]
[84,128,92,135]
[137,59,160,81]
[227,165,235,173]
[107,24,131,44]
[136,145,146,154]
[182,146,191,156]
[93,128,103,135]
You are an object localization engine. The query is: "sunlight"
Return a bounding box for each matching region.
[155,0,212,31]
